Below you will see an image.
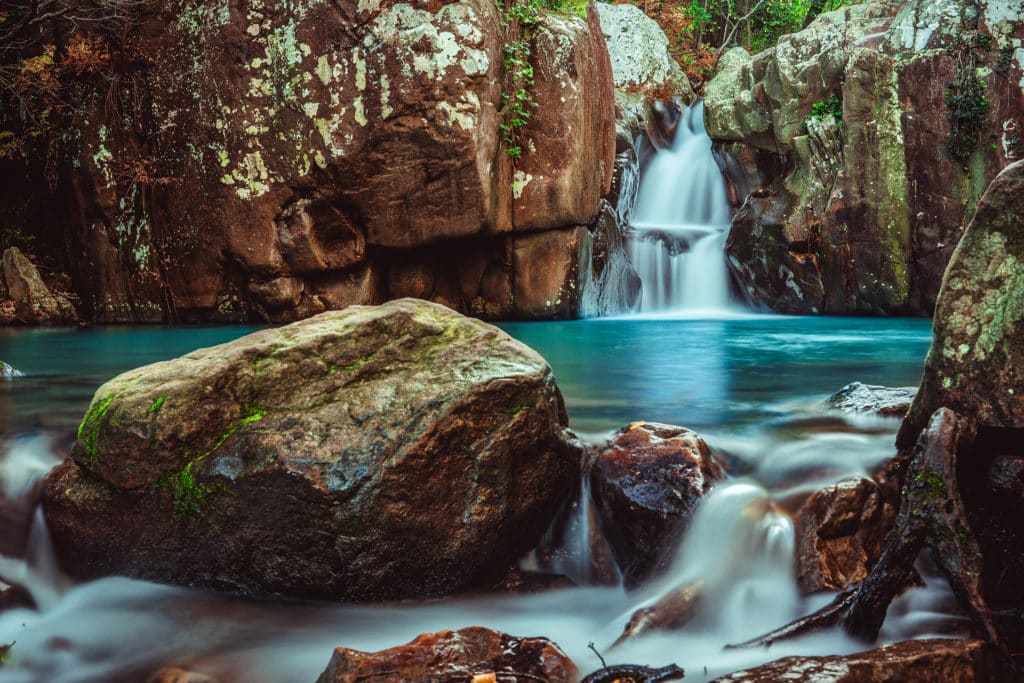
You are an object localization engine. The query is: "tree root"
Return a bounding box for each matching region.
[580,664,685,683]
[729,408,1008,657]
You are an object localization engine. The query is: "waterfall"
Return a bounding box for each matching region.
[629,101,734,313]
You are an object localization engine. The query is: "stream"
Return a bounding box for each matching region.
[0,316,969,682]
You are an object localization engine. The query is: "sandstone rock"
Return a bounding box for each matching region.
[513,226,589,319]
[315,628,578,683]
[826,382,918,417]
[589,422,725,586]
[899,159,1024,447]
[596,4,692,102]
[714,639,1010,682]
[706,0,1024,316]
[42,299,582,600]
[795,477,894,593]
[1,248,77,324]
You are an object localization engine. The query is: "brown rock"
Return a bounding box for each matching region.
[146,667,220,683]
[315,627,578,683]
[1,248,77,324]
[513,226,588,319]
[713,638,1010,682]
[795,477,894,593]
[589,422,725,586]
[42,300,582,601]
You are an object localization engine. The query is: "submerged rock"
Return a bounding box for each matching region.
[589,422,725,586]
[795,477,894,593]
[0,361,22,379]
[713,638,1010,682]
[42,299,582,600]
[146,668,220,683]
[315,627,577,683]
[826,382,917,417]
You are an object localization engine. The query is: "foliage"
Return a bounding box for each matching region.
[945,31,992,164]
[806,94,842,128]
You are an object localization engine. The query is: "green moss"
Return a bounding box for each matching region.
[511,404,527,415]
[342,355,373,371]
[77,394,115,462]
[914,469,945,501]
[147,396,166,415]
[158,461,211,520]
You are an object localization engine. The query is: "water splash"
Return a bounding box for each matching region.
[629,101,734,313]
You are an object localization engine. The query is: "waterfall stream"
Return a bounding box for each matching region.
[628,101,735,314]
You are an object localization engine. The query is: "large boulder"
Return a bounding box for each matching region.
[589,422,725,586]
[42,299,582,600]
[706,0,1024,316]
[1,248,77,325]
[40,0,614,323]
[899,159,1024,447]
[315,628,577,683]
[714,639,1010,682]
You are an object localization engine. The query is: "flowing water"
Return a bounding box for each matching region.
[628,102,734,314]
[0,318,968,682]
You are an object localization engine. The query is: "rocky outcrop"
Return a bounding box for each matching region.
[589,422,725,586]
[45,0,617,323]
[795,477,894,593]
[315,628,577,683]
[706,0,1024,316]
[0,248,77,325]
[827,382,917,417]
[42,299,582,600]
[714,639,1009,682]
[899,159,1024,446]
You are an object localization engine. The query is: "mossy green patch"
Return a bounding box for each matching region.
[914,469,945,501]
[77,394,115,462]
[147,396,166,415]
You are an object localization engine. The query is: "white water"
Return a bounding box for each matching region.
[629,101,734,314]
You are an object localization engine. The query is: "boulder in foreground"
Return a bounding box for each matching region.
[43,299,582,600]
[315,627,577,683]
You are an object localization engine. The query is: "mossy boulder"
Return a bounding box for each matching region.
[899,159,1024,447]
[42,299,582,600]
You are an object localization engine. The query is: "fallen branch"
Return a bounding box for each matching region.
[611,582,703,648]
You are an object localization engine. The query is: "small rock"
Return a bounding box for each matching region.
[147,667,220,683]
[712,638,1010,682]
[315,627,578,683]
[0,361,22,379]
[795,477,893,593]
[590,422,725,586]
[827,382,917,417]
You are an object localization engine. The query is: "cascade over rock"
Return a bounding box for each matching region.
[704,0,1024,315]
[25,0,618,323]
[41,299,583,600]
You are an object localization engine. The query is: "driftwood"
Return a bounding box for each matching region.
[729,408,1008,656]
[580,664,685,683]
[611,582,703,648]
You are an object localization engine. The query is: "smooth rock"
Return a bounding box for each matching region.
[43,299,582,600]
[315,627,578,683]
[713,638,1010,682]
[827,382,918,417]
[795,477,894,593]
[589,422,725,586]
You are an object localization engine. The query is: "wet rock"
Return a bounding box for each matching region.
[899,159,1024,448]
[826,382,918,417]
[513,226,589,319]
[705,0,1024,316]
[1,248,77,325]
[315,627,577,683]
[713,638,1009,682]
[795,477,894,593]
[0,582,34,612]
[590,422,725,586]
[42,299,582,601]
[146,667,220,683]
[0,361,22,379]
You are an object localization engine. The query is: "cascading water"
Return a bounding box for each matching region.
[629,101,734,313]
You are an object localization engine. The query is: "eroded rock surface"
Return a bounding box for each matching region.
[827,382,917,417]
[0,248,77,325]
[315,627,578,683]
[42,299,582,600]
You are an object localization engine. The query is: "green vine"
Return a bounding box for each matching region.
[945,31,992,164]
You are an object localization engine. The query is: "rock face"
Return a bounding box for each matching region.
[714,638,1009,682]
[0,248,77,325]
[899,159,1024,447]
[705,0,1024,315]
[315,628,578,683]
[42,299,582,600]
[827,382,917,417]
[46,0,616,322]
[589,422,725,586]
[795,477,894,593]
